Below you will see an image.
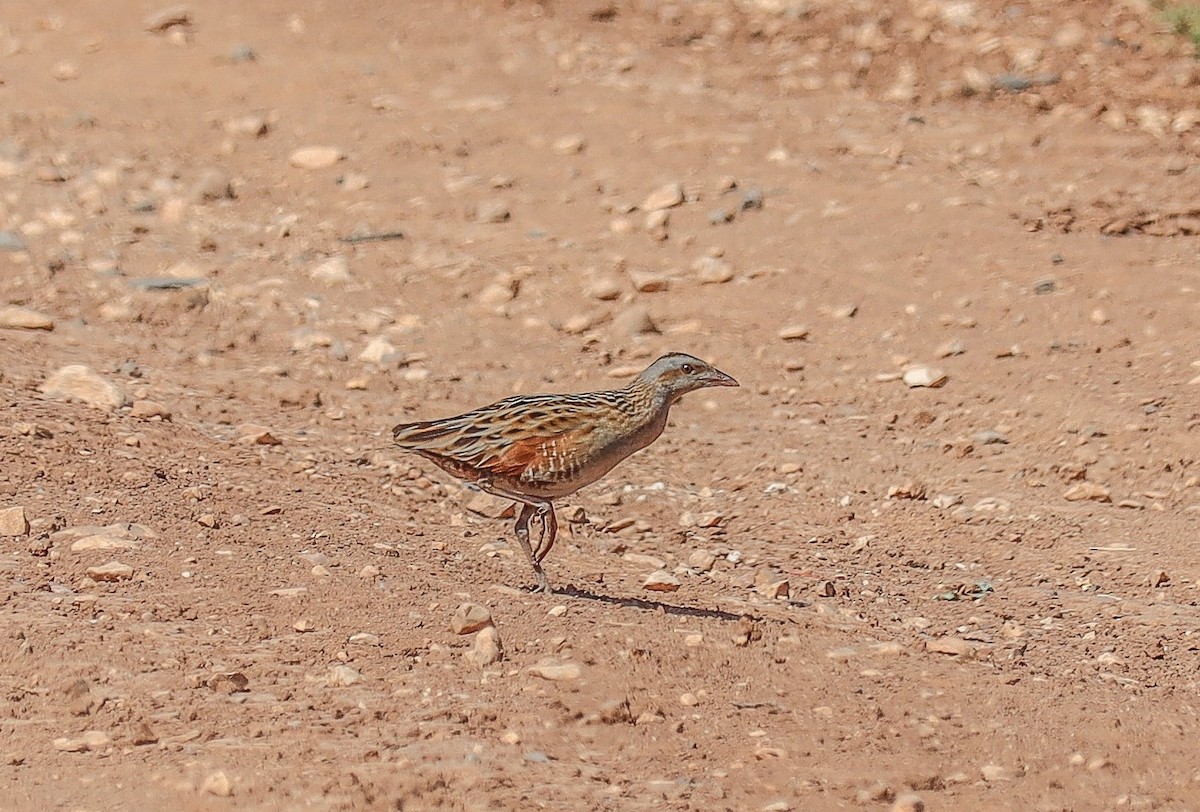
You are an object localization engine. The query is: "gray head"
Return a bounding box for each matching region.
[634,352,739,403]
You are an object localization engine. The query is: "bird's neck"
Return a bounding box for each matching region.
[626,376,674,417]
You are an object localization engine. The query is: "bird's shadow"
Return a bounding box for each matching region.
[558,584,755,622]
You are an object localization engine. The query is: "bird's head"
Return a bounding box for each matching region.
[635,352,739,403]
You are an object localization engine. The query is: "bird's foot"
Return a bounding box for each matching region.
[529,572,553,594]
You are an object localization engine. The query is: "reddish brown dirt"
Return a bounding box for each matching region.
[2,1,1200,809]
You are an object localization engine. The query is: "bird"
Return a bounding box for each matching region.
[392,352,738,593]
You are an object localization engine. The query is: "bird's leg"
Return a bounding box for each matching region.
[532,501,558,564]
[513,503,551,593]
[475,478,552,593]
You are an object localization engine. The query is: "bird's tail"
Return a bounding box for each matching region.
[392,417,463,449]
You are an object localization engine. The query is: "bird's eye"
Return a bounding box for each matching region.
[682,363,694,374]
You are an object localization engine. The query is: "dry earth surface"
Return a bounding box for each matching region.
[2,0,1200,809]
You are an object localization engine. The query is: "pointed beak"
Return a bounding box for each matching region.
[706,367,739,388]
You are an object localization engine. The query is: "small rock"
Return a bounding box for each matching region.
[144,5,191,32]
[926,637,976,658]
[86,561,134,582]
[0,305,54,330]
[224,114,269,137]
[327,665,363,687]
[974,430,1008,445]
[643,570,681,592]
[190,168,234,202]
[688,549,716,572]
[640,182,684,211]
[358,337,398,366]
[473,199,510,223]
[236,426,281,445]
[1064,482,1111,502]
[980,763,1013,782]
[829,303,858,319]
[693,256,735,284]
[756,578,790,599]
[587,276,623,301]
[1090,307,1110,325]
[624,552,666,569]
[41,365,129,410]
[289,146,344,170]
[892,793,925,812]
[611,306,658,336]
[129,400,171,420]
[464,491,512,518]
[552,133,586,154]
[902,366,948,388]
[467,626,503,667]
[1149,569,1171,587]
[450,603,493,635]
[935,338,965,358]
[199,770,233,797]
[628,269,668,292]
[52,731,110,753]
[0,506,29,536]
[53,62,80,81]
[644,209,670,239]
[777,324,809,341]
[310,255,352,285]
[526,662,582,681]
[887,481,927,500]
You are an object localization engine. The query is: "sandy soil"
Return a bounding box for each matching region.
[2,0,1200,809]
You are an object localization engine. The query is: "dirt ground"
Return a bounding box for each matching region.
[2,0,1199,809]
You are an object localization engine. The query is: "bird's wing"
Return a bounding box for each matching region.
[392,393,613,477]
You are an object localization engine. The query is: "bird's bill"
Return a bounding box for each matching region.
[706,368,739,387]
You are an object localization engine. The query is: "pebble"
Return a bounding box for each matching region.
[526,662,582,681]
[467,626,503,666]
[1149,569,1171,588]
[611,305,658,336]
[902,366,948,388]
[236,426,281,445]
[688,549,716,572]
[310,255,352,285]
[980,763,1013,782]
[693,256,735,284]
[640,182,684,211]
[52,731,111,753]
[53,61,80,81]
[628,269,669,292]
[473,199,511,223]
[358,337,398,366]
[129,400,171,420]
[289,146,344,170]
[86,561,134,582]
[0,305,54,330]
[777,324,809,341]
[450,602,493,635]
[643,570,681,592]
[224,114,269,137]
[926,637,976,657]
[623,552,667,569]
[0,506,29,536]
[144,5,192,32]
[326,664,363,687]
[190,168,234,202]
[1064,482,1111,502]
[552,133,586,154]
[891,793,925,812]
[199,770,233,797]
[935,338,965,358]
[41,365,129,410]
[0,232,27,252]
[644,209,670,240]
[587,276,623,301]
